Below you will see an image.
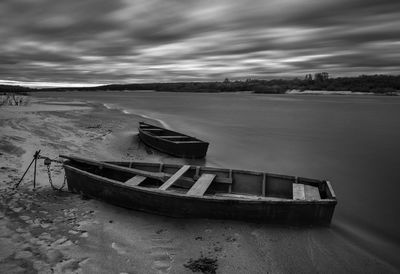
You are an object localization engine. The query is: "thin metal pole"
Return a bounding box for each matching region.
[15,157,35,188]
[33,150,40,190]
[33,156,37,189]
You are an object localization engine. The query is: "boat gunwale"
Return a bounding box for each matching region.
[111,160,303,180]
[63,161,337,205]
[138,122,208,145]
[325,180,336,199]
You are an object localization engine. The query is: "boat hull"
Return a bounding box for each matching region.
[138,122,209,158]
[64,164,336,225]
[139,129,209,158]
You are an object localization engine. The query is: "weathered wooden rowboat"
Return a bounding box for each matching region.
[138,121,209,158]
[61,155,337,225]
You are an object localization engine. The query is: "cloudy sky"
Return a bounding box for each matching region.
[1,0,399,86]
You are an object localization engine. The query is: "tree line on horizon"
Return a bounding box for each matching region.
[0,84,31,94]
[2,74,400,95]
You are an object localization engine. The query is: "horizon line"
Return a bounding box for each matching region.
[2,73,400,89]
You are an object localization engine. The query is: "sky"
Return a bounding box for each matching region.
[0,0,399,87]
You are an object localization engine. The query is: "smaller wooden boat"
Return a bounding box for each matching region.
[61,155,337,225]
[138,122,209,158]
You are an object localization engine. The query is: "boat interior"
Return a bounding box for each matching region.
[64,156,336,201]
[139,122,204,143]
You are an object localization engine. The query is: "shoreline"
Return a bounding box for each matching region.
[286,89,376,95]
[1,97,398,273]
[32,90,400,95]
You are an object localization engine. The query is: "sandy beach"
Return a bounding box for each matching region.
[0,96,397,273]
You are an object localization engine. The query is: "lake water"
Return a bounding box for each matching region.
[35,91,400,268]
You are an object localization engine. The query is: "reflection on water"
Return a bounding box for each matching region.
[35,91,400,268]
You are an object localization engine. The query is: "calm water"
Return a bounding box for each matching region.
[36,91,400,266]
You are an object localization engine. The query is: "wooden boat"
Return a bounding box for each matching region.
[61,155,337,225]
[138,121,209,158]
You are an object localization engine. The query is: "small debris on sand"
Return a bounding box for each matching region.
[111,242,128,255]
[184,256,218,274]
[213,246,222,252]
[86,124,102,129]
[225,235,237,242]
[53,258,80,273]
[14,250,33,259]
[79,232,89,238]
[68,230,79,235]
[156,228,166,234]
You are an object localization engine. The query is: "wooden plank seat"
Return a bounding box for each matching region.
[125,175,146,187]
[292,183,305,200]
[304,185,321,200]
[159,165,190,190]
[187,173,216,196]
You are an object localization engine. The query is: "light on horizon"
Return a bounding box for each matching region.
[0,80,102,89]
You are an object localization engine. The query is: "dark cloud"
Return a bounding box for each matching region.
[0,0,399,86]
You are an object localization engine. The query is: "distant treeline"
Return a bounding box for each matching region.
[0,85,30,95]
[2,74,400,94]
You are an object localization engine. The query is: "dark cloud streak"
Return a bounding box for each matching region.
[0,0,399,86]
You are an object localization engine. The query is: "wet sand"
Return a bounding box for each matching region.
[0,97,397,273]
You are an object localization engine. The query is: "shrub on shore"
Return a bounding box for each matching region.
[0,93,29,106]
